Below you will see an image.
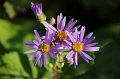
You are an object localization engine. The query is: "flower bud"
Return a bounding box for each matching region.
[31,2,46,23]
[49,17,56,25]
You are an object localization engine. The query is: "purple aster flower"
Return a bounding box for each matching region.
[43,13,80,45]
[65,26,99,68]
[31,2,46,22]
[24,30,62,67]
[31,2,42,16]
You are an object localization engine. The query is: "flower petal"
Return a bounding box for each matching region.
[33,40,39,46]
[84,47,99,52]
[66,31,76,43]
[29,51,41,60]
[82,52,93,60]
[80,52,89,63]
[34,30,41,43]
[85,42,98,47]
[79,26,85,42]
[85,36,95,44]
[25,42,38,48]
[48,52,57,60]
[66,50,74,60]
[43,53,46,67]
[47,32,55,44]
[51,44,61,49]
[45,29,49,43]
[70,25,81,32]
[39,3,42,10]
[75,27,78,40]
[31,2,34,6]
[50,45,63,52]
[57,15,60,26]
[31,2,42,16]
[40,53,46,67]
[34,53,42,66]
[57,14,61,30]
[24,49,37,54]
[65,19,77,31]
[43,21,57,32]
[57,13,63,30]
[60,16,66,30]
[73,53,78,68]
[45,25,54,34]
[64,19,74,30]
[25,42,34,45]
[64,40,72,46]
[52,49,63,52]
[83,32,93,43]
[41,36,45,39]
[40,56,43,67]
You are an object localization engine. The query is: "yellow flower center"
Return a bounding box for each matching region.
[39,42,50,53]
[56,30,67,41]
[72,42,83,52]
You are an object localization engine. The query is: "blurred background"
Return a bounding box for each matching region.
[0,0,120,79]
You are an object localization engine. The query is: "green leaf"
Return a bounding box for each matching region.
[0,19,35,53]
[3,1,16,19]
[0,52,31,78]
[59,62,91,79]
[0,21,39,78]
[96,39,112,48]
[11,0,32,12]
[0,19,21,50]
[94,23,120,39]
[59,53,95,79]
[0,51,40,79]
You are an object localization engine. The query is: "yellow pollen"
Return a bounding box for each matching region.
[72,42,83,52]
[39,42,50,53]
[56,30,67,41]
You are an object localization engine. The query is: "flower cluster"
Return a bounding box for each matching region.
[24,2,100,68]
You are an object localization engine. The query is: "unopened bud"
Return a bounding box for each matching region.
[66,58,73,65]
[49,17,56,25]
[38,13,46,23]
[31,2,46,23]
[61,62,64,67]
[47,63,53,68]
